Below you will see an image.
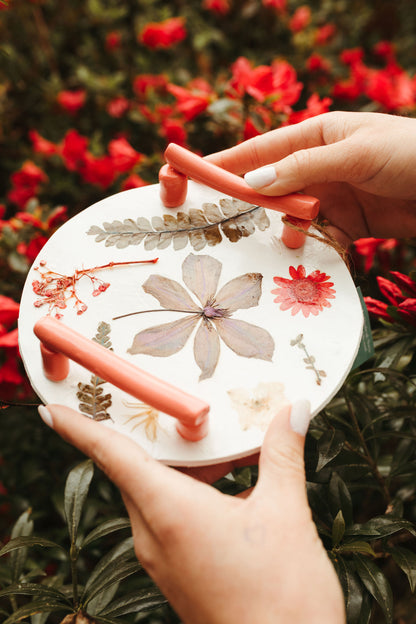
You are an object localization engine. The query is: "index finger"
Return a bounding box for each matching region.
[204,115,327,175]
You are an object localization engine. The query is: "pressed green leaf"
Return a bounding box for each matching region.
[98,587,168,617]
[316,429,345,472]
[64,460,94,545]
[333,555,364,624]
[0,537,63,558]
[329,472,353,527]
[2,600,70,624]
[388,546,416,592]
[332,510,346,547]
[354,554,393,624]
[81,517,131,549]
[337,541,376,557]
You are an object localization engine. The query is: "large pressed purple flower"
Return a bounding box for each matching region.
[127,253,275,380]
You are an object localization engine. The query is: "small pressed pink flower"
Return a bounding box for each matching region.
[271,265,336,317]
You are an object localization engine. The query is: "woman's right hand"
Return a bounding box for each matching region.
[206,111,416,246]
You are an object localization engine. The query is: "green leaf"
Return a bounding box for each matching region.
[98,587,168,617]
[9,510,33,582]
[354,554,393,624]
[388,546,416,592]
[82,537,138,602]
[333,555,364,624]
[83,560,142,607]
[332,510,346,547]
[316,429,345,471]
[64,459,94,545]
[350,516,416,539]
[2,600,70,624]
[0,537,63,558]
[329,472,353,527]
[81,517,131,549]
[0,582,69,603]
[337,541,376,557]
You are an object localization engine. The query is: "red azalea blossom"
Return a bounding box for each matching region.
[271,265,336,317]
[306,53,331,73]
[160,118,187,146]
[133,74,168,97]
[364,271,416,328]
[17,234,48,263]
[57,89,86,114]
[139,17,187,49]
[79,154,116,189]
[289,6,311,33]
[29,130,59,156]
[285,93,332,125]
[105,30,122,51]
[121,174,149,190]
[11,161,47,188]
[108,137,143,173]
[167,79,214,121]
[353,237,400,272]
[202,0,230,14]
[262,0,287,13]
[314,23,336,45]
[107,96,130,118]
[61,129,89,171]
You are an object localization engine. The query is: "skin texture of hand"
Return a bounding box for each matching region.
[38,403,345,624]
[206,111,416,247]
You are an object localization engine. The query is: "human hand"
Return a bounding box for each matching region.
[206,111,416,247]
[38,401,345,624]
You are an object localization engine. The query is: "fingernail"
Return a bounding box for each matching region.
[38,405,54,429]
[244,166,277,189]
[290,399,312,436]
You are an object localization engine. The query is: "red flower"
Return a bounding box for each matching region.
[364,271,416,328]
[353,237,400,272]
[243,118,262,140]
[61,129,89,171]
[29,130,59,156]
[105,30,122,51]
[202,0,230,14]
[262,0,287,13]
[0,296,19,326]
[17,234,48,263]
[11,161,47,188]
[133,74,168,97]
[306,53,331,73]
[285,93,332,125]
[121,174,149,190]
[139,17,187,49]
[365,67,415,111]
[314,23,336,45]
[79,154,116,189]
[271,265,336,317]
[57,89,86,114]
[106,96,130,118]
[160,118,187,146]
[108,137,143,173]
[289,6,311,33]
[167,79,213,121]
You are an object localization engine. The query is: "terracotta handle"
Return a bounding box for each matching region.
[163,143,320,220]
[34,316,209,441]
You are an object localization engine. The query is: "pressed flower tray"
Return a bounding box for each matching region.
[19,181,363,466]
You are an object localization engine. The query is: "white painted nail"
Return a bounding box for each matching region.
[244,165,277,189]
[290,399,312,436]
[38,405,54,429]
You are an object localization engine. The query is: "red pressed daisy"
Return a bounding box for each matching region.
[271,265,336,317]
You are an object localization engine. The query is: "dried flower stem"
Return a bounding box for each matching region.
[33,258,158,318]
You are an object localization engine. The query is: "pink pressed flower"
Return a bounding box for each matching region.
[271,265,336,317]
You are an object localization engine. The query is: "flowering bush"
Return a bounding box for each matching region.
[2,0,416,622]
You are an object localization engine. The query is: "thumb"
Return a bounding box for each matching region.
[255,400,312,497]
[244,140,353,195]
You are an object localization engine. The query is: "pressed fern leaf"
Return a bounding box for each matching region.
[77,322,113,421]
[86,199,270,251]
